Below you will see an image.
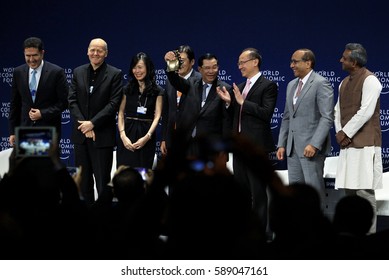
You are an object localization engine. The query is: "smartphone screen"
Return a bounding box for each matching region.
[15,126,56,157]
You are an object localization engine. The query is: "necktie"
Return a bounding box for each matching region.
[239,79,251,132]
[295,79,303,97]
[174,90,182,130]
[241,79,251,99]
[201,83,208,107]
[30,69,37,102]
[176,90,182,107]
[293,79,303,110]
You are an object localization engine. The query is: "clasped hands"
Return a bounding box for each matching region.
[336,130,352,148]
[29,108,42,122]
[78,120,95,141]
[120,132,149,152]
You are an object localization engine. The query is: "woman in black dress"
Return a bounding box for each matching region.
[117,52,164,169]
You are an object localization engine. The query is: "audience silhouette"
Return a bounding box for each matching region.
[0,130,388,260]
[0,148,86,259]
[333,195,374,237]
[86,165,167,259]
[332,195,378,259]
[266,182,335,259]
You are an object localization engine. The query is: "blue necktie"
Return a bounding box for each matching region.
[201,83,209,106]
[192,83,209,137]
[29,69,37,102]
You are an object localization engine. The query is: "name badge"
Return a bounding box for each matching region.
[137,106,147,114]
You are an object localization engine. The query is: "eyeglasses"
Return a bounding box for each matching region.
[201,65,219,71]
[290,59,304,64]
[237,58,255,67]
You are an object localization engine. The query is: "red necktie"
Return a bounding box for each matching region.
[176,90,182,107]
[294,79,303,110]
[296,79,303,97]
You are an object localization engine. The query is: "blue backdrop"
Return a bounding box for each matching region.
[1,0,388,172]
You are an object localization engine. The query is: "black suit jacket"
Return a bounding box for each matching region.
[161,70,201,148]
[167,71,233,142]
[9,61,68,136]
[234,74,278,152]
[68,62,123,148]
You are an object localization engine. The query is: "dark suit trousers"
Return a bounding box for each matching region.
[233,155,268,231]
[74,139,113,206]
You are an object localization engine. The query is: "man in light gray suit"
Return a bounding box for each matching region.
[276,48,334,203]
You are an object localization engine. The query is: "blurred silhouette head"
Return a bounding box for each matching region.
[112,165,145,203]
[269,182,324,237]
[333,195,373,236]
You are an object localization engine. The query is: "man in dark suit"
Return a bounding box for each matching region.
[9,37,68,146]
[164,51,233,158]
[217,47,278,235]
[68,38,123,206]
[160,45,201,157]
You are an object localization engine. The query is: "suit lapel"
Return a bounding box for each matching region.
[195,80,203,108]
[35,63,49,102]
[246,75,263,99]
[22,65,33,102]
[81,65,90,94]
[200,83,216,113]
[289,78,299,113]
[39,63,48,86]
[200,80,220,113]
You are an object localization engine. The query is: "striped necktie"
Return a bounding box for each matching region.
[201,83,209,107]
[293,79,303,110]
[30,69,37,102]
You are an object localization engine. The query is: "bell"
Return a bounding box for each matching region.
[166,50,183,72]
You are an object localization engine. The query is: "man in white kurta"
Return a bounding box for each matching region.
[334,43,383,234]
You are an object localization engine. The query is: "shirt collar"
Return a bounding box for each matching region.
[183,69,193,80]
[248,71,262,85]
[300,69,313,84]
